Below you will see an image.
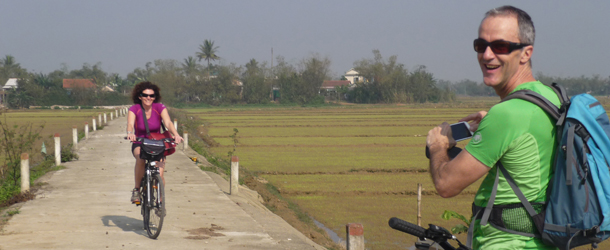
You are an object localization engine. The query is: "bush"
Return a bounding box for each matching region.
[61,144,79,163]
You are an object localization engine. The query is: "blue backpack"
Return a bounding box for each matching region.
[470,83,610,250]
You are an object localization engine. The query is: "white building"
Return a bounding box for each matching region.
[344,68,363,84]
[2,78,19,90]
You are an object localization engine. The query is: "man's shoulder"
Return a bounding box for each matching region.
[491,81,559,115]
[510,81,561,106]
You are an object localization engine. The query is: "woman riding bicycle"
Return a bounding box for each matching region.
[126,81,183,204]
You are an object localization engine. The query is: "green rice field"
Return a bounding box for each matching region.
[186,97,610,250]
[0,108,123,162]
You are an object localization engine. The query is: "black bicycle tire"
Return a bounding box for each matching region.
[145,174,165,239]
[141,177,149,232]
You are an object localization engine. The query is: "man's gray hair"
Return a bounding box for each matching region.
[484,5,535,45]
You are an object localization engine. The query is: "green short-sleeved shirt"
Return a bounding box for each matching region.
[467,81,560,206]
[465,81,560,249]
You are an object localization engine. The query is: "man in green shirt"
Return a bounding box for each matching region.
[426,6,559,249]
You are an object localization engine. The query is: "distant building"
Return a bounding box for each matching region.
[101,86,115,92]
[1,78,20,106]
[62,79,96,89]
[344,68,363,84]
[2,78,19,90]
[320,80,352,91]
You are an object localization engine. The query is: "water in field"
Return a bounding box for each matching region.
[312,217,345,246]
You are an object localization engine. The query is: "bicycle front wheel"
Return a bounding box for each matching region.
[144,174,165,239]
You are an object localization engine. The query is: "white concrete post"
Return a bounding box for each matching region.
[110,112,113,121]
[92,118,97,131]
[417,183,422,226]
[54,133,61,166]
[103,113,107,124]
[85,122,89,139]
[115,109,118,118]
[346,223,364,250]
[183,132,188,150]
[21,153,29,193]
[72,125,78,150]
[98,113,102,127]
[174,119,178,131]
[230,156,239,195]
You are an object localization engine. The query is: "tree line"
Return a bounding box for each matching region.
[438,73,610,97]
[3,40,607,108]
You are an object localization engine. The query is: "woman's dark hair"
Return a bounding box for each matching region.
[131,81,162,104]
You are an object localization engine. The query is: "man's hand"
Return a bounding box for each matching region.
[426,122,456,153]
[459,111,488,132]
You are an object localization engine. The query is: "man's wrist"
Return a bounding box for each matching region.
[428,143,448,154]
[127,131,134,134]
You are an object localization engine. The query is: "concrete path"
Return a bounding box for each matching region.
[0,115,325,250]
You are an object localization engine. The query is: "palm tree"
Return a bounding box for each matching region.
[182,56,198,76]
[1,55,22,78]
[196,40,220,78]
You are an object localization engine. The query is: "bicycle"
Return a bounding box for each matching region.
[388,217,471,250]
[131,137,171,239]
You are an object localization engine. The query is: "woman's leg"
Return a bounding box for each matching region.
[157,159,166,185]
[133,147,146,189]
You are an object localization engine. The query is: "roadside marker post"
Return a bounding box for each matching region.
[54,133,61,166]
[21,153,29,193]
[231,156,239,195]
[72,126,78,150]
[183,132,188,151]
[346,223,364,250]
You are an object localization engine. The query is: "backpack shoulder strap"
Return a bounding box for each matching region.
[502,89,561,121]
[140,103,150,136]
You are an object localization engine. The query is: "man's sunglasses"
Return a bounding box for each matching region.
[473,38,530,54]
[140,93,156,98]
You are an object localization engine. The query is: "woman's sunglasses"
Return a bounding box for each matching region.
[473,38,530,54]
[140,93,156,98]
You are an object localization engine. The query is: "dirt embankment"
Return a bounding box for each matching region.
[171,109,342,249]
[242,174,342,249]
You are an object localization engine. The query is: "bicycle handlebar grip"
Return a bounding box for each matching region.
[388,217,426,238]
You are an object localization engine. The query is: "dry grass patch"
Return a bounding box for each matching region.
[292,194,474,250]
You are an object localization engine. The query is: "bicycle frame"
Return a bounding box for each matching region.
[142,160,159,207]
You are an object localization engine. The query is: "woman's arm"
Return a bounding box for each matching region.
[160,108,183,144]
[127,109,137,141]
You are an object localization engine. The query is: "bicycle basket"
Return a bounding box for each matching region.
[140,138,165,161]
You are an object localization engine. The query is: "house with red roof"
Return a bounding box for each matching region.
[62,79,96,89]
[320,80,352,91]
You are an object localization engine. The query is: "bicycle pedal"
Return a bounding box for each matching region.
[134,201,141,205]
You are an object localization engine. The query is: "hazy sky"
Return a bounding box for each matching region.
[2,1,609,82]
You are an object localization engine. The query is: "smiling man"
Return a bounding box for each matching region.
[426,6,560,249]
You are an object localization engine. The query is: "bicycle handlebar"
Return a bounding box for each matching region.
[123,137,175,143]
[388,217,471,250]
[389,217,426,238]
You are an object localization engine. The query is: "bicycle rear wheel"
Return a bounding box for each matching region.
[144,174,165,239]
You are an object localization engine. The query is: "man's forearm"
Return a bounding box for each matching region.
[428,146,452,197]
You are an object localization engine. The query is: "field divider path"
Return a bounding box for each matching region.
[0,114,324,250]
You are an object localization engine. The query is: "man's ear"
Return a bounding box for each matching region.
[520,45,533,64]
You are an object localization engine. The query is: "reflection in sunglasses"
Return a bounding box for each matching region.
[473,38,530,54]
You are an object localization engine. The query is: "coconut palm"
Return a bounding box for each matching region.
[182,56,198,76]
[196,40,220,78]
[1,55,22,78]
